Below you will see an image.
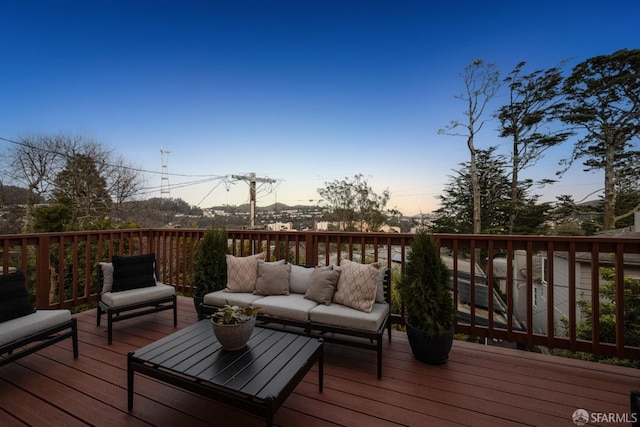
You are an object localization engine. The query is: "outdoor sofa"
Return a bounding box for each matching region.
[0,270,78,366]
[201,253,392,378]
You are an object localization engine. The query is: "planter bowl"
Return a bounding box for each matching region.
[212,317,256,351]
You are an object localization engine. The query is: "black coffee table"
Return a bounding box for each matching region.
[127,319,323,426]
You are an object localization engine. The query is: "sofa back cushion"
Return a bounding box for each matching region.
[0,270,35,322]
[253,261,291,296]
[225,252,266,292]
[289,264,314,294]
[112,254,157,292]
[333,259,380,313]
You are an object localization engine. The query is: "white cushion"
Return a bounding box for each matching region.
[309,302,389,332]
[289,265,315,294]
[225,252,266,292]
[100,283,174,308]
[332,259,380,313]
[99,262,114,294]
[252,294,318,322]
[0,310,72,347]
[203,290,263,307]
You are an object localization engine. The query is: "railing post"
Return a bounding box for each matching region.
[304,231,315,265]
[36,234,50,309]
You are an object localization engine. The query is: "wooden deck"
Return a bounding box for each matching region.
[1,296,638,426]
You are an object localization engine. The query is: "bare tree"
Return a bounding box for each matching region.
[439,59,500,234]
[3,134,144,231]
[3,135,65,232]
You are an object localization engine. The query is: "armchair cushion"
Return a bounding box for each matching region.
[112,254,157,292]
[0,271,35,323]
[0,309,71,347]
[98,262,114,294]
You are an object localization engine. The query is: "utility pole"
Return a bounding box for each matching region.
[231,173,276,228]
[160,148,171,198]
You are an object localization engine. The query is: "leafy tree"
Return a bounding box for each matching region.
[497,61,572,232]
[2,134,143,232]
[34,153,112,231]
[570,267,640,347]
[317,174,390,231]
[559,48,640,230]
[439,59,500,234]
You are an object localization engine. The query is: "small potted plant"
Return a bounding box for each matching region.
[192,227,229,319]
[397,229,457,364]
[211,303,261,351]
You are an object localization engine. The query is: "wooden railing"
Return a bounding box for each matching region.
[1,229,639,360]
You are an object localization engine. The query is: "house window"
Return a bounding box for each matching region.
[541,256,548,285]
[533,286,538,308]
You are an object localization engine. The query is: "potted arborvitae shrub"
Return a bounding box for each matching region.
[397,229,457,364]
[192,227,229,319]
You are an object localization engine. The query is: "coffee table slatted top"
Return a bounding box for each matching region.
[129,320,323,403]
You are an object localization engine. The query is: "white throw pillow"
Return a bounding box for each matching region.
[333,259,380,313]
[224,252,266,292]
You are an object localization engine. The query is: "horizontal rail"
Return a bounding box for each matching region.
[2,229,639,360]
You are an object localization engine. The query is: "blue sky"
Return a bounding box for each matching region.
[1,1,639,215]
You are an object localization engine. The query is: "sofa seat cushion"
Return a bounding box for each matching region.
[0,309,71,347]
[252,294,318,323]
[101,283,175,308]
[203,290,263,308]
[309,302,389,332]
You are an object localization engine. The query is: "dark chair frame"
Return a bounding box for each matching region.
[0,317,78,367]
[96,258,177,345]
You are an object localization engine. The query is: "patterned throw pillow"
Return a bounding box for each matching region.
[332,259,380,313]
[225,252,266,292]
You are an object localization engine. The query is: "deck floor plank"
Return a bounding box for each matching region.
[1,296,639,426]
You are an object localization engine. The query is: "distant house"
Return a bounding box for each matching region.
[493,230,640,337]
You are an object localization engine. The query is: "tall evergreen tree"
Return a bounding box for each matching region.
[497,61,572,232]
[559,48,640,230]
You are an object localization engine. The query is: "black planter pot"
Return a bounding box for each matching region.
[405,320,454,364]
[193,295,205,320]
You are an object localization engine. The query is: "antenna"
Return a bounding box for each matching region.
[160,148,171,198]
